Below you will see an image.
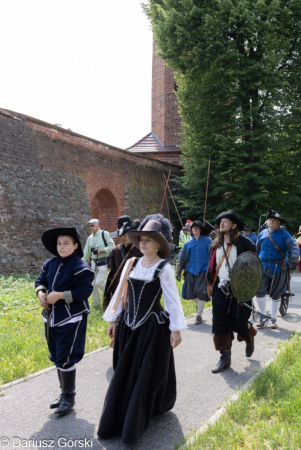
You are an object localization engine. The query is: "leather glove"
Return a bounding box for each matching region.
[289,263,297,271]
[176,274,181,282]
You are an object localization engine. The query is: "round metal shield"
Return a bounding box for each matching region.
[230,251,263,302]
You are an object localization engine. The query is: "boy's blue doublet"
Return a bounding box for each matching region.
[179,236,212,275]
[256,227,299,274]
[35,252,94,326]
[244,233,257,244]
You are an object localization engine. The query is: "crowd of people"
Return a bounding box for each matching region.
[34,208,301,444]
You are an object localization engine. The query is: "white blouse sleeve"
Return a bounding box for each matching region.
[102,259,131,322]
[159,263,187,331]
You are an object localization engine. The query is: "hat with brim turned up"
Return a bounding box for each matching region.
[42,227,83,258]
[266,209,289,224]
[127,219,171,259]
[215,210,245,231]
[109,215,140,238]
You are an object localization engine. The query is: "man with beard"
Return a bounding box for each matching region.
[207,210,257,373]
[103,216,142,309]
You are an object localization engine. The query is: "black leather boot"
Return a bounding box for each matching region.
[246,324,257,358]
[212,349,231,373]
[55,369,76,416]
[50,369,62,409]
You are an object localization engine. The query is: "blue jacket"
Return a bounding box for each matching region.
[179,236,212,275]
[256,227,299,274]
[35,252,94,326]
[243,232,257,244]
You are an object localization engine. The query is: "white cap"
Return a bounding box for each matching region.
[88,218,99,224]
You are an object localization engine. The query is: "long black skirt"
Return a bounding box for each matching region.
[97,311,176,445]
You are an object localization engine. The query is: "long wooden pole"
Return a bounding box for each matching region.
[162,171,183,227]
[163,181,171,221]
[159,169,171,214]
[203,157,211,227]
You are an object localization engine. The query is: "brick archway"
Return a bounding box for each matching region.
[91,189,118,232]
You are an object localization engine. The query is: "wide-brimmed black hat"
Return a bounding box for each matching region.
[109,215,140,238]
[190,220,210,236]
[215,210,244,231]
[128,214,171,259]
[266,209,289,224]
[42,227,83,258]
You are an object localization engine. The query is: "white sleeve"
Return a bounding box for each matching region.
[102,259,131,322]
[159,263,187,331]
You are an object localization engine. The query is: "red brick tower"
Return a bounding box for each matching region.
[127,41,181,165]
[151,41,181,148]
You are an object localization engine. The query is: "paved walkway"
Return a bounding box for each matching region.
[1,274,301,450]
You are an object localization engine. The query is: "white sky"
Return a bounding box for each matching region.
[0,0,153,149]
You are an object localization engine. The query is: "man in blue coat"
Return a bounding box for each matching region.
[176,220,211,324]
[255,210,299,329]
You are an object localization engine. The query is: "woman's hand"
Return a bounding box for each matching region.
[170,331,182,349]
[107,322,116,339]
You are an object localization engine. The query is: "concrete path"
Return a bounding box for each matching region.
[1,274,301,450]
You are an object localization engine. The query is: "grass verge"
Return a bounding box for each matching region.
[0,274,206,385]
[181,333,301,450]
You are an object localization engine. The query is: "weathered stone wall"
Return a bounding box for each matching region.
[0,109,180,274]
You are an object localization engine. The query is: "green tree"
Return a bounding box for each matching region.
[144,0,301,231]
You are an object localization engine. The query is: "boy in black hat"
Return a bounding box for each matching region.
[35,227,94,416]
[242,224,257,244]
[207,211,257,373]
[103,216,142,309]
[176,220,211,324]
[254,209,299,329]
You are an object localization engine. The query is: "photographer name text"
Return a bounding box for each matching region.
[0,437,93,448]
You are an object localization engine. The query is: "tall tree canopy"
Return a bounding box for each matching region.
[144,0,301,231]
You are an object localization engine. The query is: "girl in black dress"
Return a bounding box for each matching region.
[97,214,186,444]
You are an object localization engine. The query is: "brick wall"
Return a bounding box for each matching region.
[0,109,180,274]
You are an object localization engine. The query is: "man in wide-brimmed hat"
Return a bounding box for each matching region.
[254,209,299,329]
[207,210,257,373]
[103,216,142,309]
[82,219,114,307]
[176,220,211,325]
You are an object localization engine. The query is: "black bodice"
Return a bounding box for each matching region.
[124,260,168,329]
